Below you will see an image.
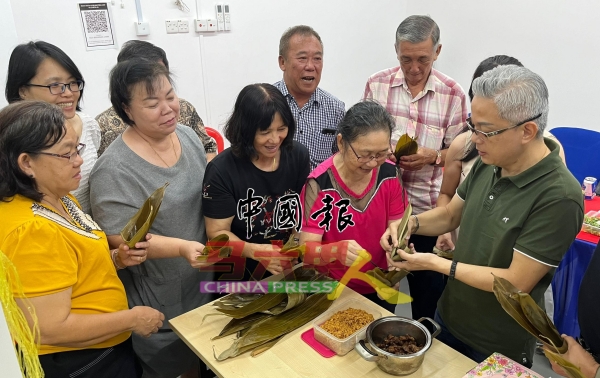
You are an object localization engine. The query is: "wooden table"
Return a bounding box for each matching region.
[170,288,477,378]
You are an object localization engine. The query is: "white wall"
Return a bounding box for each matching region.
[0,308,23,378]
[0,0,18,109]
[5,0,407,132]
[407,0,600,131]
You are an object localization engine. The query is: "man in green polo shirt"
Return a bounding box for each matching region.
[381,65,583,367]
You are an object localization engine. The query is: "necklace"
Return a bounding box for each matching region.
[133,128,177,167]
[42,197,71,222]
[272,157,276,172]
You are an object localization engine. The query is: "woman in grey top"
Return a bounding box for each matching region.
[89,59,213,378]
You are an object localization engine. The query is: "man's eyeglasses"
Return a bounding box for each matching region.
[466,113,542,139]
[25,80,85,95]
[35,143,86,163]
[347,142,392,163]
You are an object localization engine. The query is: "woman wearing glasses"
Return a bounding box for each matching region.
[202,83,309,279]
[435,56,566,252]
[299,100,408,312]
[5,41,100,215]
[0,101,164,377]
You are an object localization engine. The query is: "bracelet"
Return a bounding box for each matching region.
[411,215,420,233]
[449,260,458,280]
[111,249,126,270]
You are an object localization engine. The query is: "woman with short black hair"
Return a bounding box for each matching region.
[202,83,309,278]
[90,58,213,378]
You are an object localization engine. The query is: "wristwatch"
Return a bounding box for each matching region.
[434,150,442,165]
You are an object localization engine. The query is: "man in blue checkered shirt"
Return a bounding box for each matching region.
[274,25,345,171]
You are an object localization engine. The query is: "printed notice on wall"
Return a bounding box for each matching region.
[78,3,117,51]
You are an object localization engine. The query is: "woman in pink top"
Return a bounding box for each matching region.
[300,101,408,312]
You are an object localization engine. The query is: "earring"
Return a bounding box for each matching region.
[29,174,34,178]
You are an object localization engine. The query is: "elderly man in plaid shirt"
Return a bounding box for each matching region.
[274,25,345,170]
[364,15,468,321]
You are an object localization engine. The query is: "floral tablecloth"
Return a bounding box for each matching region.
[462,353,543,378]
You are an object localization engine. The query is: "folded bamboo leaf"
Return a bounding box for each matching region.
[120,183,169,248]
[211,313,272,340]
[433,246,454,260]
[281,234,299,252]
[251,335,284,357]
[215,293,263,306]
[390,203,412,260]
[394,133,419,160]
[264,293,306,315]
[492,274,540,336]
[365,267,410,288]
[492,274,567,353]
[197,234,232,262]
[366,268,391,286]
[518,292,567,353]
[216,293,287,319]
[543,349,586,378]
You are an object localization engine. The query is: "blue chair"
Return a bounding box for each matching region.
[549,127,600,184]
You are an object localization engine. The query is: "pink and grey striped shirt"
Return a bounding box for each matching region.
[363,67,467,214]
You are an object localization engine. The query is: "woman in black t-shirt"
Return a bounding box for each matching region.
[202,84,310,280]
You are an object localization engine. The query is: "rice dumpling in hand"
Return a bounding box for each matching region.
[393,133,418,161]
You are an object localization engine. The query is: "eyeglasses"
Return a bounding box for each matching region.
[25,80,85,95]
[35,143,86,163]
[347,141,393,163]
[466,113,542,139]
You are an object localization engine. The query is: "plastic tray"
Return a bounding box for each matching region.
[313,298,381,356]
[583,211,600,236]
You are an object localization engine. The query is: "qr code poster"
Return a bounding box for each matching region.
[78,2,117,50]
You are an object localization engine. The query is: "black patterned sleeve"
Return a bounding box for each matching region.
[178,99,218,154]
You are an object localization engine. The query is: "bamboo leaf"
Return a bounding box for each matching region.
[492,274,567,353]
[197,234,232,262]
[216,293,287,319]
[240,293,333,346]
[211,313,272,340]
[517,292,567,353]
[121,183,169,248]
[492,274,539,336]
[543,349,586,378]
[391,203,412,260]
[433,246,454,260]
[264,293,306,315]
[365,268,410,287]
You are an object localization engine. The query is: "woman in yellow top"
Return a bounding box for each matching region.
[0,101,164,378]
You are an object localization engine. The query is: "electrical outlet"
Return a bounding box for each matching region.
[206,19,217,32]
[195,19,209,32]
[135,21,150,36]
[177,19,189,33]
[165,20,178,34]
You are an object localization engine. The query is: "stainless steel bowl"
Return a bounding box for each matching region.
[355,316,441,376]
